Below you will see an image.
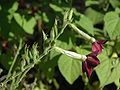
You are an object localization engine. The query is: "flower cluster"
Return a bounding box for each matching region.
[82,40,107,78]
[57,23,107,78]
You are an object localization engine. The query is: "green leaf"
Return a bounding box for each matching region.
[76,15,94,35]
[49,4,63,12]
[14,13,36,34]
[115,40,120,54]
[8,2,18,13]
[109,0,120,8]
[96,59,111,87]
[104,11,120,39]
[23,17,36,34]
[58,55,82,84]
[105,62,120,85]
[85,8,104,24]
[13,13,23,26]
[85,1,99,7]
[8,2,19,22]
[96,51,111,87]
[75,47,90,55]
[114,79,120,88]
[42,12,49,23]
[98,49,108,62]
[96,51,120,87]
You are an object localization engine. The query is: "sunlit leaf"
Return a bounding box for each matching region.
[13,13,23,26]
[75,14,94,35]
[105,62,120,85]
[96,59,111,87]
[8,2,18,13]
[58,54,82,84]
[104,11,120,39]
[42,12,49,23]
[96,50,111,87]
[49,4,63,12]
[79,15,94,35]
[14,13,36,34]
[109,0,120,8]
[23,17,36,34]
[85,8,104,24]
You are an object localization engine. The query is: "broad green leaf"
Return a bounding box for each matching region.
[13,13,23,26]
[115,8,120,14]
[85,1,99,7]
[49,4,63,12]
[75,47,90,55]
[109,0,120,8]
[96,51,111,87]
[85,8,104,24]
[14,13,36,34]
[33,87,40,90]
[104,12,120,39]
[8,2,18,13]
[8,2,19,22]
[58,55,82,84]
[76,15,94,35]
[23,17,36,34]
[105,62,120,85]
[98,49,108,62]
[96,60,111,87]
[115,79,120,88]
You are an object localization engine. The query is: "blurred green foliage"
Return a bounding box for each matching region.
[0,0,120,90]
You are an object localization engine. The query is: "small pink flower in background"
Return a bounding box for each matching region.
[82,52,100,78]
[92,40,107,55]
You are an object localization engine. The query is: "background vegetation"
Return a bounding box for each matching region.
[0,0,120,90]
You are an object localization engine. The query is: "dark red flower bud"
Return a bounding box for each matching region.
[92,40,107,55]
[82,52,100,78]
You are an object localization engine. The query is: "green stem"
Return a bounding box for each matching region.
[69,23,96,42]
[5,39,22,81]
[55,22,68,40]
[16,64,34,85]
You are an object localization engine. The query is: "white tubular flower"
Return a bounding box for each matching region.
[54,47,87,62]
[70,24,96,42]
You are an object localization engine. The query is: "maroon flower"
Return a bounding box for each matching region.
[92,40,107,55]
[82,52,100,78]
